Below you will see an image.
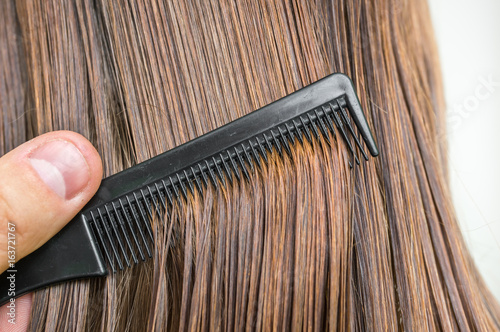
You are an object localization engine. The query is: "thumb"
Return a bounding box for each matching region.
[0,131,103,272]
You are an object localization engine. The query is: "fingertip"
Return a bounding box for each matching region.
[0,131,104,264]
[44,131,104,199]
[0,293,32,332]
[22,131,103,201]
[35,131,104,193]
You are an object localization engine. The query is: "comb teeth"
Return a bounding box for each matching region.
[83,74,379,271]
[88,97,373,271]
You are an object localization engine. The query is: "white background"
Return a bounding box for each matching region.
[429,0,500,299]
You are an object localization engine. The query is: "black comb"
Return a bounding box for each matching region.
[0,73,378,305]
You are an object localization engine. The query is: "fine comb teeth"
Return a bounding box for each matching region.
[0,73,379,305]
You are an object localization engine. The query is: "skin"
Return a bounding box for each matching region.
[0,131,103,331]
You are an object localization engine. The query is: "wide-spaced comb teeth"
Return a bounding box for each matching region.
[299,116,313,143]
[241,142,254,171]
[0,73,379,305]
[212,156,226,186]
[228,151,241,182]
[219,153,234,182]
[190,166,204,194]
[249,140,262,169]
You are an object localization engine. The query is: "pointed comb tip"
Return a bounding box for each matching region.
[339,75,379,158]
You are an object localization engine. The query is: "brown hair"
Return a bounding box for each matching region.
[1,0,499,330]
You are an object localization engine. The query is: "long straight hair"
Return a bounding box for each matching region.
[1,0,499,330]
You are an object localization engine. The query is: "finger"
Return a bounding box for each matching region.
[0,131,103,272]
[0,294,31,331]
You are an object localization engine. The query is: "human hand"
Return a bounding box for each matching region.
[0,131,103,331]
